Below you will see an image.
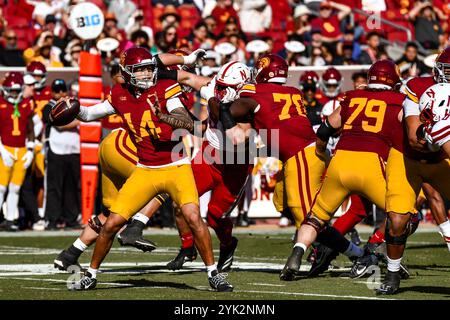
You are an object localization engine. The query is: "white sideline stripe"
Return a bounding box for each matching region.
[234,289,395,300]
[24,287,63,291]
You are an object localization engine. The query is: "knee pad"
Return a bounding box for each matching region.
[385,214,409,245]
[304,213,327,233]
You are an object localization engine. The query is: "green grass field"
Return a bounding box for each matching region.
[0,228,448,300]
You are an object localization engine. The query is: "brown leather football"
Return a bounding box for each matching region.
[49,98,80,126]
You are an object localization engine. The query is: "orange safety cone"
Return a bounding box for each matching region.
[78,50,102,225]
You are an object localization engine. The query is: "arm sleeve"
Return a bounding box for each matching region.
[154,54,165,68]
[77,100,116,121]
[403,97,420,118]
[157,69,178,81]
[166,97,185,113]
[32,114,43,137]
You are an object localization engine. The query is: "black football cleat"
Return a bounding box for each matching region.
[209,270,233,292]
[167,246,198,270]
[70,272,97,291]
[376,270,401,295]
[279,246,304,281]
[53,249,82,271]
[117,220,156,252]
[307,244,339,277]
[218,237,238,272]
[349,252,379,279]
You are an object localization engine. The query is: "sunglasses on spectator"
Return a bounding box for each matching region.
[6,36,17,40]
[166,32,176,36]
[320,7,331,11]
[225,28,237,32]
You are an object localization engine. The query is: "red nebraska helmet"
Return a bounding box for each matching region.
[2,72,24,104]
[367,59,400,90]
[320,67,343,98]
[26,61,47,89]
[119,47,157,89]
[251,54,289,84]
[434,46,450,83]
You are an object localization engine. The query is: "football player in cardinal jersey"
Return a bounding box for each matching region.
[318,67,345,104]
[159,61,254,272]
[0,72,35,231]
[62,47,233,292]
[284,60,407,283]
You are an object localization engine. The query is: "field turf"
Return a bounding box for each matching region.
[0,228,448,300]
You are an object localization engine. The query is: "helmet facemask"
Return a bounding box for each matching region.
[122,59,157,90]
[29,73,47,90]
[322,80,342,98]
[434,62,450,83]
[3,87,23,105]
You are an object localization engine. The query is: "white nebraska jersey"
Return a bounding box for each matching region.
[430,118,450,147]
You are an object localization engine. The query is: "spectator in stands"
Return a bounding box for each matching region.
[341,41,358,65]
[292,4,312,41]
[43,14,66,50]
[351,71,367,89]
[153,0,194,7]
[108,0,137,30]
[32,0,66,29]
[0,29,26,66]
[310,1,351,44]
[155,25,178,52]
[189,22,210,50]
[217,20,247,57]
[63,39,82,67]
[204,15,218,36]
[238,0,272,34]
[408,1,447,50]
[159,5,182,29]
[358,31,382,64]
[396,41,429,77]
[125,10,154,48]
[211,0,240,35]
[322,43,344,65]
[23,31,63,67]
[131,30,151,50]
[43,79,81,230]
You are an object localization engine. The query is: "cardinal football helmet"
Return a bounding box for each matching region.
[320,67,343,98]
[2,72,24,104]
[367,59,400,90]
[26,61,47,90]
[120,47,157,90]
[251,54,288,84]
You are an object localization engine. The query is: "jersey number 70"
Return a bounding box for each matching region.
[273,93,306,121]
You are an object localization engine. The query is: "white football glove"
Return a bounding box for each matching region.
[183,49,206,65]
[0,144,16,168]
[22,150,34,169]
[200,77,216,101]
[220,87,238,104]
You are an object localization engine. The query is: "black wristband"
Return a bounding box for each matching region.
[416,124,426,140]
[219,102,236,130]
[316,118,337,141]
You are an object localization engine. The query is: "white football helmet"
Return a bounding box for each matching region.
[214,61,251,103]
[321,99,341,121]
[419,83,450,124]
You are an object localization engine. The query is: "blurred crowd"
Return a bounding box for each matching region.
[1,0,450,73]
